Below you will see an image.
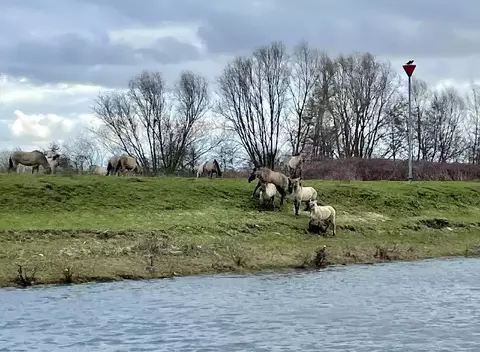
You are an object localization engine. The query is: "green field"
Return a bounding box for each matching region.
[0,173,479,287]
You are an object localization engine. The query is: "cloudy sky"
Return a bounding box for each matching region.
[1,0,479,151]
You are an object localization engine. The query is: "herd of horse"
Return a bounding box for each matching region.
[6,150,336,236]
[246,155,336,236]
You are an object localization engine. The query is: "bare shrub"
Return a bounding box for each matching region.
[303,158,480,181]
[226,245,247,267]
[14,263,37,287]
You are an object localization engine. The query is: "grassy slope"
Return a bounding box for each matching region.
[0,173,479,287]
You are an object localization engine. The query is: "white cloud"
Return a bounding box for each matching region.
[10,110,76,140]
[109,24,206,52]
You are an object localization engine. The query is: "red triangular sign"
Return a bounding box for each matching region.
[403,64,416,77]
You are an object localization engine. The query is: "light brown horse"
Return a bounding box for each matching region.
[106,156,120,176]
[248,166,290,207]
[8,150,59,174]
[114,155,142,176]
[196,159,222,178]
[287,153,304,179]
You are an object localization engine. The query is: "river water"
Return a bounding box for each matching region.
[1,258,480,351]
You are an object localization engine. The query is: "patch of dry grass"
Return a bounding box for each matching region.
[0,173,479,287]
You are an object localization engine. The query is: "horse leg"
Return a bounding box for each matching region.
[324,220,331,236]
[277,187,287,208]
[10,161,18,173]
[252,181,261,197]
[294,200,300,216]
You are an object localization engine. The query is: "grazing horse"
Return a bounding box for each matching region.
[106,156,120,176]
[196,159,222,178]
[248,166,290,207]
[114,155,141,176]
[8,150,59,174]
[308,200,337,237]
[89,165,107,175]
[287,153,304,179]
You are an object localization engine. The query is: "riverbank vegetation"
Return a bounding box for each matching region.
[0,174,479,288]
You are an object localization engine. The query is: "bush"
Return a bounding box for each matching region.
[301,158,480,181]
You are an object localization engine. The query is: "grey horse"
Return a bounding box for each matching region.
[8,150,59,174]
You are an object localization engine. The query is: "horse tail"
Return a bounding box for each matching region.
[213,159,222,177]
[114,158,122,174]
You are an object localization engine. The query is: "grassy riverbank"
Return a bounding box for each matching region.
[0,173,479,288]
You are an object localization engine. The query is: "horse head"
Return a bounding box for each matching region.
[248,166,258,183]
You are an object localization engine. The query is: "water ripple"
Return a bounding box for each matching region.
[1,257,480,351]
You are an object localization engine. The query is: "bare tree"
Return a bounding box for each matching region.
[304,54,337,159]
[43,142,60,157]
[328,52,400,158]
[182,119,223,170]
[411,78,431,161]
[424,87,466,162]
[91,70,209,174]
[466,83,480,164]
[92,90,148,164]
[381,97,408,160]
[128,70,168,173]
[216,41,290,169]
[0,149,12,171]
[157,70,210,173]
[62,131,105,171]
[285,41,321,155]
[215,136,242,172]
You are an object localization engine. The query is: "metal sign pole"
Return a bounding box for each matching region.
[402,62,416,182]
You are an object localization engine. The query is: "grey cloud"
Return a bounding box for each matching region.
[75,0,219,25]
[1,0,480,89]
[195,0,480,59]
[71,0,480,59]
[1,32,203,87]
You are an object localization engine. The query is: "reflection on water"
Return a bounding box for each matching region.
[1,258,480,351]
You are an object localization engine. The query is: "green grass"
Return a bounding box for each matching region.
[0,173,479,288]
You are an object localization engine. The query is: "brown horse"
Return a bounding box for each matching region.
[248,166,290,207]
[8,150,59,174]
[114,155,142,176]
[287,153,304,179]
[196,159,222,178]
